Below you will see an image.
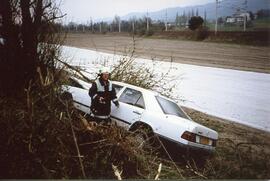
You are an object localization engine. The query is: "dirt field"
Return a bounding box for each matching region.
[64,33,270,73]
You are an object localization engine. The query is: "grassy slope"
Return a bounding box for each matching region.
[1,93,269,179]
[183,107,270,179]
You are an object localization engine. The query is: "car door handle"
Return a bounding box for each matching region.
[133,111,142,115]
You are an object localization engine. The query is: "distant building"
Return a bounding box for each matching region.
[226,12,251,24]
[226,17,236,23]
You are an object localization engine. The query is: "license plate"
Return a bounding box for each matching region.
[200,137,210,145]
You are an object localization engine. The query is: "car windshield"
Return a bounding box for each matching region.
[156,96,188,119]
[112,84,123,94]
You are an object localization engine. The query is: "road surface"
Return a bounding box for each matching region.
[64,33,270,73]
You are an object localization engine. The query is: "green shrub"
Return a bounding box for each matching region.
[188,16,204,31]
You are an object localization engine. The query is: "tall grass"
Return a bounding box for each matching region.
[0,67,184,179]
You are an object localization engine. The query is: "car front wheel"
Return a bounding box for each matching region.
[132,125,160,151]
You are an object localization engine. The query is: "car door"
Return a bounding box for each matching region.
[70,86,91,114]
[111,87,145,129]
[65,78,91,114]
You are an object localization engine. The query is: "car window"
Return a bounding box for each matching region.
[156,96,188,119]
[112,84,123,94]
[119,88,145,109]
[68,78,84,89]
[135,96,145,108]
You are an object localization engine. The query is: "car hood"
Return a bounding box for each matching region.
[166,114,218,140]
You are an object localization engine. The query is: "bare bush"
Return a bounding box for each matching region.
[0,67,185,179]
[104,37,181,101]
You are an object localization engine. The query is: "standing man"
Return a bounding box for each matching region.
[89,67,119,124]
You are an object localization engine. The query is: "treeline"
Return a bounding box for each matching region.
[61,16,165,36]
[60,9,270,35]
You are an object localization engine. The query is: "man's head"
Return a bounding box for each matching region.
[99,67,111,81]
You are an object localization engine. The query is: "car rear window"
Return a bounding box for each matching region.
[156,96,188,119]
[68,78,84,89]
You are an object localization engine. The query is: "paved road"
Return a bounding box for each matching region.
[64,33,270,73]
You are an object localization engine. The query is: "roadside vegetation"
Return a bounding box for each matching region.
[0,0,269,179]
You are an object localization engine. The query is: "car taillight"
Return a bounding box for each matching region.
[181,131,217,147]
[181,131,196,143]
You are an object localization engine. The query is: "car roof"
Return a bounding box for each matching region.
[112,81,172,113]
[112,81,159,97]
[113,81,177,103]
[71,77,176,104]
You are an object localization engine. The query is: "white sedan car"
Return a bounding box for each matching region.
[62,77,218,152]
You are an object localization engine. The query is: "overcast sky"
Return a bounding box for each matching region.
[59,0,214,23]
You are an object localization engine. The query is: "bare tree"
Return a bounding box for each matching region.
[0,0,64,95]
[129,16,136,33]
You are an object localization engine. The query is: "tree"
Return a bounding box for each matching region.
[257,9,270,19]
[204,9,207,26]
[112,15,121,32]
[175,12,179,27]
[217,17,224,24]
[129,16,136,33]
[188,16,204,30]
[0,0,63,95]
[248,11,255,20]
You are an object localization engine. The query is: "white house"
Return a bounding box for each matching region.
[226,12,251,23]
[226,17,236,23]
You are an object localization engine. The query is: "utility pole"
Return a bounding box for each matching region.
[243,14,246,31]
[243,0,247,32]
[175,12,179,27]
[215,0,218,35]
[118,18,121,33]
[204,9,207,27]
[183,10,186,24]
[132,20,135,33]
[165,9,168,31]
[90,17,93,32]
[187,10,191,26]
[99,22,102,33]
[146,11,149,32]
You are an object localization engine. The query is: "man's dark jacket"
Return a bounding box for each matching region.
[88,78,118,117]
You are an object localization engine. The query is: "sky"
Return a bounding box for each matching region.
[59,0,214,23]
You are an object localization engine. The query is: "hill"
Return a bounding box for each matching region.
[120,0,270,21]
